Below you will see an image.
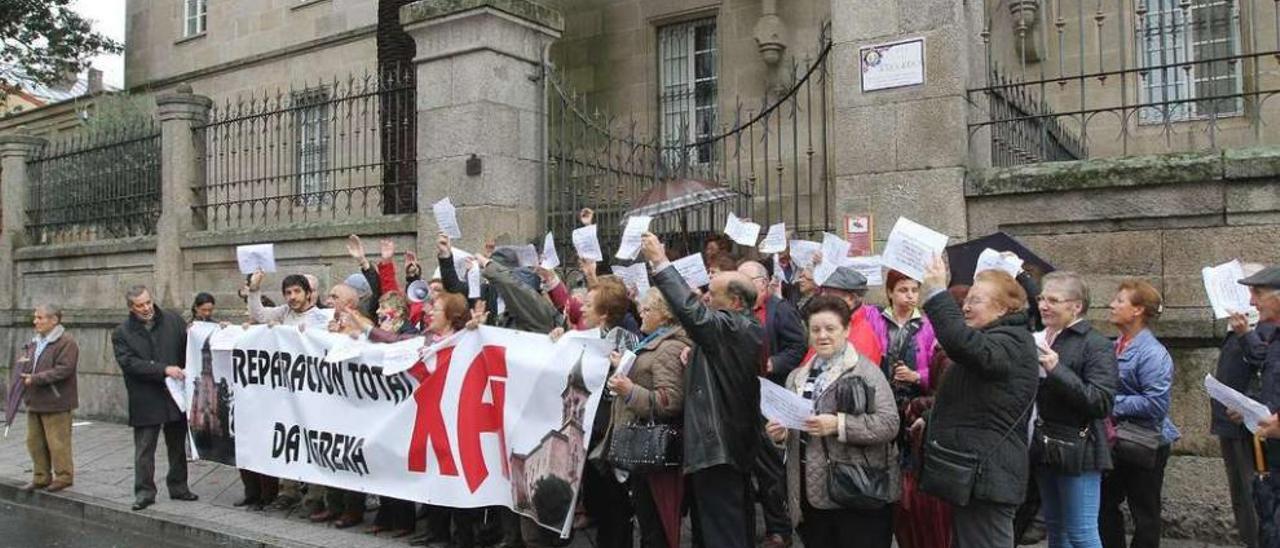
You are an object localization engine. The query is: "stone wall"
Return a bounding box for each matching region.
[967,147,1280,456]
[0,218,417,422]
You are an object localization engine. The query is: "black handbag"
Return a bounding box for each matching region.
[607,392,682,472]
[1113,421,1162,468]
[823,436,893,509]
[920,398,1034,507]
[1033,420,1089,475]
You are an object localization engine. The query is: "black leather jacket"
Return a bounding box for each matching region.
[652,266,764,474]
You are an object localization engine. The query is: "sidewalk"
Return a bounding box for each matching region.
[0,414,1239,548]
[0,415,475,548]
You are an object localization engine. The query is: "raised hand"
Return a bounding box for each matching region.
[380,239,395,261]
[579,208,594,226]
[248,268,265,292]
[436,232,451,258]
[640,232,666,264]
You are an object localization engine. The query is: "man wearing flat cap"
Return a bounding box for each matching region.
[1238,266,1280,439]
[814,266,883,364]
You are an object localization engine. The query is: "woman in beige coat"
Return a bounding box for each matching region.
[605,288,691,548]
[767,294,900,548]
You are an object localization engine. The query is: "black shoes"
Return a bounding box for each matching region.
[132,499,154,511]
[170,492,199,502]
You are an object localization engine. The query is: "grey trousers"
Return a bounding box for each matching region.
[133,420,191,503]
[1221,436,1260,548]
[951,499,1016,548]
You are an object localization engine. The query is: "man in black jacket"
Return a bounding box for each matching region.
[643,232,763,548]
[111,285,198,511]
[739,260,806,547]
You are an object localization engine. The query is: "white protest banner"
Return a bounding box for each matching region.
[788,240,821,270]
[1202,260,1255,320]
[540,232,560,270]
[671,253,712,289]
[433,197,462,239]
[615,216,652,261]
[572,225,603,262]
[881,217,949,282]
[611,263,651,296]
[759,223,787,254]
[236,244,276,274]
[188,324,612,536]
[974,248,1024,280]
[724,213,762,247]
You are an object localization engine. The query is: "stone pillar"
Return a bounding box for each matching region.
[0,130,45,311]
[401,0,563,252]
[155,85,213,309]
[829,0,986,243]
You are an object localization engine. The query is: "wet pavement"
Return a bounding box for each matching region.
[0,499,201,548]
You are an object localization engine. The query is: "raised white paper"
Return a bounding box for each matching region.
[1202,260,1255,320]
[1205,374,1272,434]
[975,248,1024,280]
[540,232,560,270]
[789,240,821,270]
[497,244,538,268]
[881,217,949,282]
[724,213,762,247]
[814,232,850,286]
[611,263,651,296]
[572,224,603,262]
[236,244,276,275]
[759,223,787,254]
[846,255,884,287]
[760,379,813,430]
[671,253,712,289]
[467,264,482,299]
[615,215,653,261]
[432,197,462,239]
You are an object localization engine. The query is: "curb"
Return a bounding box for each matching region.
[0,478,314,548]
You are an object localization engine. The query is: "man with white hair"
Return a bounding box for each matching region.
[16,303,79,493]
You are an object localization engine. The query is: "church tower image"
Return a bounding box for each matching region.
[508,349,591,526]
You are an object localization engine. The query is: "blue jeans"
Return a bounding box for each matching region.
[1038,469,1103,548]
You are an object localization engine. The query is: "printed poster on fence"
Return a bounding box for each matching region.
[185,323,611,536]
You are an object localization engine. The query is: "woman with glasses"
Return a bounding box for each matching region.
[1031,272,1118,548]
[915,257,1039,547]
[603,288,691,548]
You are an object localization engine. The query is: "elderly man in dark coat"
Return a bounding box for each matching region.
[111,285,198,511]
[642,232,764,548]
[16,303,79,493]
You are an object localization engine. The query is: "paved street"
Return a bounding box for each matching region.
[0,415,1241,548]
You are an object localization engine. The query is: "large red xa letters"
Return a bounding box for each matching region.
[407,345,508,492]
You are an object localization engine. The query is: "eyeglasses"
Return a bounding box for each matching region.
[962,296,988,307]
[1036,296,1079,306]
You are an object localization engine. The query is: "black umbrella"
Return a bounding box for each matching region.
[944,232,1055,287]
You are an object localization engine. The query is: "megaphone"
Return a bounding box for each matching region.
[407,279,430,303]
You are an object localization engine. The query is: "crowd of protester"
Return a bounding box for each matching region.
[12,206,1280,548]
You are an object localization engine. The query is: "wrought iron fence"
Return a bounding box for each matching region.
[545,24,834,263]
[988,66,1088,165]
[26,121,162,244]
[970,0,1280,162]
[196,65,416,230]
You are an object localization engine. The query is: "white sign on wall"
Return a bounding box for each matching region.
[860,38,925,92]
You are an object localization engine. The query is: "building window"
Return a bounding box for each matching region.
[294,88,330,206]
[184,0,208,37]
[658,18,717,169]
[1138,0,1242,123]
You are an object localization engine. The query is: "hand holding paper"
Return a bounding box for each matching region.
[616,215,653,260]
[572,224,603,261]
[760,379,813,430]
[236,244,276,275]
[759,223,787,254]
[1202,260,1255,320]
